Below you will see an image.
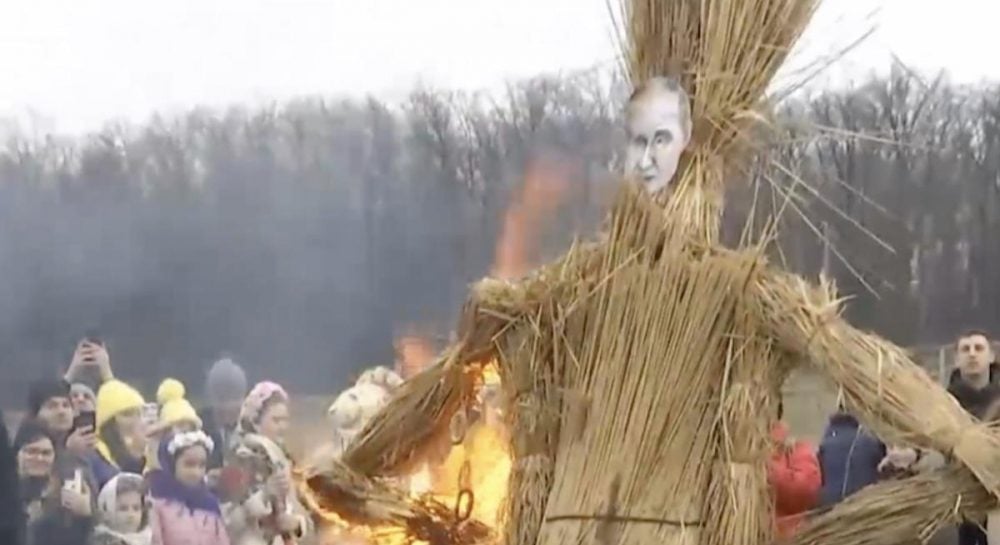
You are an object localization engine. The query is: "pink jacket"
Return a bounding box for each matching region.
[152,497,232,545]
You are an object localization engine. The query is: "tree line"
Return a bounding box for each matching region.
[0,66,994,396]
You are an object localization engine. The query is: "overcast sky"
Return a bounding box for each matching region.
[1,0,997,135]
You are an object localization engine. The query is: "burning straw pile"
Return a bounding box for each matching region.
[299,1,1000,545]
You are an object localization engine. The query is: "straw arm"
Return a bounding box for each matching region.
[297,461,493,545]
[753,269,1000,498]
[339,243,591,479]
[788,466,994,545]
[341,357,473,476]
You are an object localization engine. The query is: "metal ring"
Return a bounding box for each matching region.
[454,489,475,522]
[450,410,468,446]
[457,459,472,491]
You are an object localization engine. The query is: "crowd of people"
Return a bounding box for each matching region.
[0,335,409,545]
[772,329,1000,545]
[0,328,997,545]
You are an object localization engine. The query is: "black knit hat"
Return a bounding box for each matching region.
[27,378,70,416]
[13,418,54,453]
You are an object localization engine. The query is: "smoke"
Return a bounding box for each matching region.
[0,78,617,402]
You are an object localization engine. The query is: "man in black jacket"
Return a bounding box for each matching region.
[0,410,22,545]
[949,330,1000,545]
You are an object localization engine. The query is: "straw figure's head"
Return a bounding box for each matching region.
[624,76,692,195]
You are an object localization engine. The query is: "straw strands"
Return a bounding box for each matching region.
[791,467,993,545]
[298,2,924,545]
[614,0,820,243]
[524,188,767,545]
[754,270,1000,497]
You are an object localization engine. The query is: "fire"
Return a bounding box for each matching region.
[395,332,437,379]
[492,157,573,280]
[429,363,510,528]
[312,157,575,544]
[309,362,512,545]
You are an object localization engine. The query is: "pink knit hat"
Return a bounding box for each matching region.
[239,381,289,426]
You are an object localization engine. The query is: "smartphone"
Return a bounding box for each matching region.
[73,411,96,432]
[141,403,159,428]
[83,329,103,346]
[63,469,83,494]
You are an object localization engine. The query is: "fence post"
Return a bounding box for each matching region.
[938,346,947,384]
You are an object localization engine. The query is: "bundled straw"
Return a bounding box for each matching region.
[342,355,473,477]
[298,461,492,545]
[616,0,820,241]
[754,269,1000,497]
[522,188,768,545]
[791,467,994,545]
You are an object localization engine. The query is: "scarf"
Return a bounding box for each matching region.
[96,440,145,475]
[20,476,48,506]
[92,524,153,545]
[147,431,221,515]
[147,470,221,516]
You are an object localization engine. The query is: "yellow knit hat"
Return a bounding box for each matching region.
[156,378,186,406]
[96,380,145,430]
[159,397,202,429]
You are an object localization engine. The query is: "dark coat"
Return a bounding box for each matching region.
[948,363,1000,419]
[817,412,886,508]
[27,457,97,545]
[0,410,22,545]
[27,512,92,545]
[198,407,231,471]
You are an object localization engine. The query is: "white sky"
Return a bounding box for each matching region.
[0,0,998,135]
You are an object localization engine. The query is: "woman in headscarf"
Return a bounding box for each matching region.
[91,473,152,545]
[89,381,146,489]
[222,382,311,545]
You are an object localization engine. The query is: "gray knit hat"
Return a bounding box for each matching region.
[206,357,248,403]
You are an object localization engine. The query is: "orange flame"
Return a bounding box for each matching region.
[395,332,437,379]
[492,157,574,280]
[318,161,574,544]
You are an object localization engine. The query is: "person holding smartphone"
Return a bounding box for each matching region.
[25,379,96,460]
[64,337,114,393]
[27,459,96,545]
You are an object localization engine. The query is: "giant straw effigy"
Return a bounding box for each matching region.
[299,1,1000,545]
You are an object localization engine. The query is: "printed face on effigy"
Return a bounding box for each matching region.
[624,76,692,194]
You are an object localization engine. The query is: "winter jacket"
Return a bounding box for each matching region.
[150,497,230,545]
[199,409,235,471]
[0,411,21,545]
[90,526,153,545]
[769,422,821,540]
[87,443,145,491]
[817,412,886,507]
[27,512,93,545]
[948,364,1000,419]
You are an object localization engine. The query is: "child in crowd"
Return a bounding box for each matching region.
[148,431,229,545]
[224,382,311,545]
[91,473,152,545]
[147,379,203,472]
